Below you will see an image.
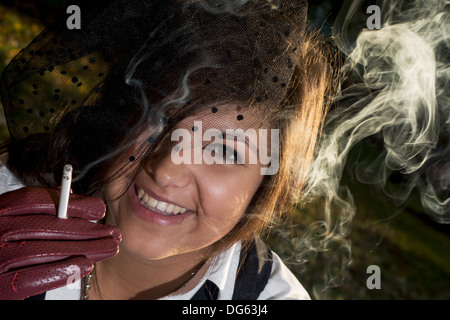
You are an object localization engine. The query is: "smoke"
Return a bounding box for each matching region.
[279,0,449,299]
[185,0,251,15]
[327,0,449,220]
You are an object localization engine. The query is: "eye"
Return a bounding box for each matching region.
[209,143,243,164]
[222,144,240,164]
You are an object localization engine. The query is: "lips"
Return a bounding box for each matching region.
[136,187,188,216]
[129,183,194,226]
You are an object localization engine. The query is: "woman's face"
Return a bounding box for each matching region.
[104,105,270,260]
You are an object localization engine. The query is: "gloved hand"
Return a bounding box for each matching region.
[0,187,121,300]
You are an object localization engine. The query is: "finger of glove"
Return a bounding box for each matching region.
[0,236,119,274]
[0,256,93,300]
[0,187,106,220]
[0,215,121,243]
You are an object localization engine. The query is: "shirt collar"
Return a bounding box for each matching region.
[161,241,242,300]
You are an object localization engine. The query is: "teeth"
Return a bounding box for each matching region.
[137,187,188,215]
[147,196,157,208]
[166,204,174,212]
[172,206,181,214]
[156,201,167,212]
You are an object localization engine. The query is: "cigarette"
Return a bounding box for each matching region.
[57,164,72,219]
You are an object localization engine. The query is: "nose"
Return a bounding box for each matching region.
[145,149,193,189]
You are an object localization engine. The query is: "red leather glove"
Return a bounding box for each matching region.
[0,187,121,300]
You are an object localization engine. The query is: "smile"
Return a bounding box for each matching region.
[136,187,188,216]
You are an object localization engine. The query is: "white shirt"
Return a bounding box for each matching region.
[0,156,310,300]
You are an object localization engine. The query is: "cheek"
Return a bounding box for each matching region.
[198,168,263,228]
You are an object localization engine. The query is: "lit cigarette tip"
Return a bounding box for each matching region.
[57,164,73,219]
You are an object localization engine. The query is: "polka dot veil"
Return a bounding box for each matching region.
[0,0,308,187]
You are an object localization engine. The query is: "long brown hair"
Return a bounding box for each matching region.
[210,30,339,255]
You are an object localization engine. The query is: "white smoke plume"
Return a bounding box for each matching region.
[282,0,449,298]
[322,0,450,221]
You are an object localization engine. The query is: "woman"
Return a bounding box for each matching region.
[0,0,336,299]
